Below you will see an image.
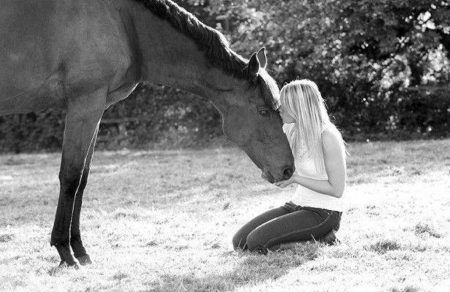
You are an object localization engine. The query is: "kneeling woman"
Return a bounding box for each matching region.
[232,79,347,254]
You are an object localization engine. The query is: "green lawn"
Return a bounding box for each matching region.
[0,139,449,292]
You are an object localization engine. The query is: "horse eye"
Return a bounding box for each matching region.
[258,109,270,117]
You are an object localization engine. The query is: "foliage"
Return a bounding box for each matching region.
[99,84,222,150]
[206,0,450,141]
[1,0,449,152]
[0,109,65,153]
[0,84,222,153]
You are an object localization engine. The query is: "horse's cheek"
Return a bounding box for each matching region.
[222,107,252,145]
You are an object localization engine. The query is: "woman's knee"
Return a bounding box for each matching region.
[232,232,247,250]
[245,229,266,251]
[245,232,269,254]
[232,229,265,252]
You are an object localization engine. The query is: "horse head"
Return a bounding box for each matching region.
[215,48,295,183]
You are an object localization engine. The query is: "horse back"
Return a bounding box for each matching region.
[0,0,139,115]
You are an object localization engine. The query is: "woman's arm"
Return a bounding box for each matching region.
[275,129,346,198]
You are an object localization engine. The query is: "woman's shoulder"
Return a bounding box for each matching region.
[321,123,340,136]
[321,124,345,152]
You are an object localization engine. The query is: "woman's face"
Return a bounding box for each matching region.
[279,106,296,124]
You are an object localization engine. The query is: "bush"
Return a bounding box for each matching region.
[0,83,223,153]
[0,108,65,153]
[1,81,448,153]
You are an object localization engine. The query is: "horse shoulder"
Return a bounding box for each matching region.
[61,2,142,104]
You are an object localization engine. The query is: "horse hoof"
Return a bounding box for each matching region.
[59,260,80,270]
[76,255,92,265]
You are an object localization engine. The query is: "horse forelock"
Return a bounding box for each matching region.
[134,0,249,79]
[258,70,280,111]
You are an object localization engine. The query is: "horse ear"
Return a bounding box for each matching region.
[257,47,267,69]
[248,52,260,82]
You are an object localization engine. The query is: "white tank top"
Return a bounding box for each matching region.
[289,125,344,212]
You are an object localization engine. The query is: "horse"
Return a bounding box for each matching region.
[0,0,294,268]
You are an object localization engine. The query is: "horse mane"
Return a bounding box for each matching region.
[134,0,249,79]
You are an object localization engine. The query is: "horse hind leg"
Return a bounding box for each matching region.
[69,126,99,265]
[50,90,105,268]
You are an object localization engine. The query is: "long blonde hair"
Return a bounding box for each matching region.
[280,79,344,173]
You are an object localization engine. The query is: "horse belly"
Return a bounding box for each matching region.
[0,74,66,116]
[0,52,65,115]
[0,0,139,115]
[0,1,64,115]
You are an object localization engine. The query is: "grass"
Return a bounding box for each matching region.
[0,139,449,292]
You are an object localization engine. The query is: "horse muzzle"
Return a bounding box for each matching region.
[261,166,294,184]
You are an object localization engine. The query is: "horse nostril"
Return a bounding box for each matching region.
[283,167,294,180]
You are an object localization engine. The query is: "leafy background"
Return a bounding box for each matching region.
[1,0,449,152]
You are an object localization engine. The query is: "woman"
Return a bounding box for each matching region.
[232,79,347,254]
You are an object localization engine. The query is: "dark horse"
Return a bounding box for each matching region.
[0,0,294,267]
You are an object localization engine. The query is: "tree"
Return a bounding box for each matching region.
[1,0,449,152]
[198,0,450,139]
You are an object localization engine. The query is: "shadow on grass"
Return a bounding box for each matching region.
[149,243,321,292]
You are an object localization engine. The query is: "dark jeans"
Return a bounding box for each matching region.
[232,202,342,254]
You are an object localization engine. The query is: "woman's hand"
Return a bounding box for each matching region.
[274,173,299,188]
[274,129,346,197]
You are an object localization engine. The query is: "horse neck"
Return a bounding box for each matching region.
[126,1,237,102]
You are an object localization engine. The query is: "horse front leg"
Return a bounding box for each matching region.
[69,126,98,265]
[50,92,105,268]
